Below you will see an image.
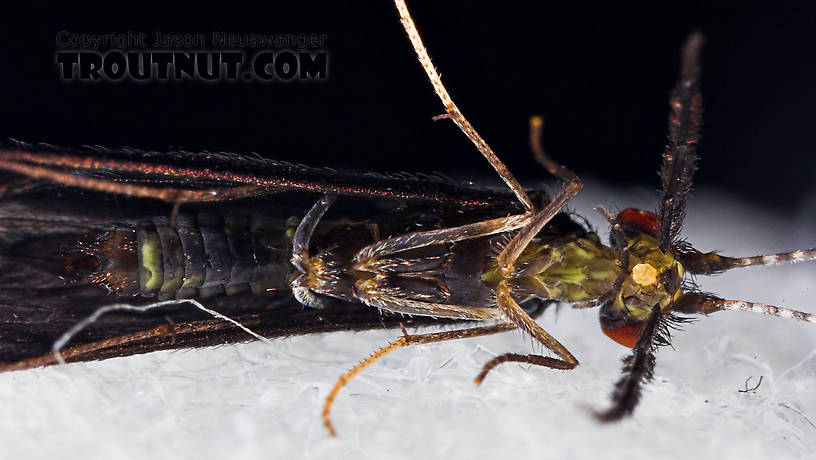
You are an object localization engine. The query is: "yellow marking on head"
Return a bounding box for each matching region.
[632,263,658,286]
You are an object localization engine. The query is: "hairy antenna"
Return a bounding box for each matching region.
[681,248,816,274]
[675,293,816,325]
[657,32,704,252]
[594,306,662,422]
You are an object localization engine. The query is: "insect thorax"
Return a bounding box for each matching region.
[483,234,620,303]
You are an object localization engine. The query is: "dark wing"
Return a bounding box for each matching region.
[0,182,492,372]
[657,32,704,252]
[0,142,519,210]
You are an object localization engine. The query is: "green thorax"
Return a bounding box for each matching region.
[483,230,685,312]
[483,234,620,302]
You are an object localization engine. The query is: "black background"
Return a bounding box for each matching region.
[1,2,814,210]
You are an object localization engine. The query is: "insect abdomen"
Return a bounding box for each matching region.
[84,214,293,300]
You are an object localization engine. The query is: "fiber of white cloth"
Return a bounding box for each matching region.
[1,181,814,460]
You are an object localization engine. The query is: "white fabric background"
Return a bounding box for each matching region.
[1,181,814,460]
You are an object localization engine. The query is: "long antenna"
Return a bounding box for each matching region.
[657,31,704,252]
[675,293,816,324]
[717,300,816,324]
[681,248,816,274]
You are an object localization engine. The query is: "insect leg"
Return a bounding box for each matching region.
[474,352,575,385]
[496,120,583,279]
[353,281,503,320]
[322,323,515,437]
[354,213,529,264]
[479,120,582,352]
[390,4,585,356]
[352,215,533,321]
[291,194,337,272]
[486,143,582,350]
[494,280,579,367]
[291,194,337,308]
[393,0,534,212]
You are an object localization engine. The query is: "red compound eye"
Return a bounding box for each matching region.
[601,321,645,348]
[617,208,659,238]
